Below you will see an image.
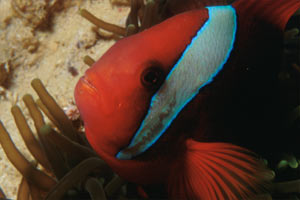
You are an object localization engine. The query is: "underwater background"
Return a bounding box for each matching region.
[0,0,300,199]
[0,0,129,198]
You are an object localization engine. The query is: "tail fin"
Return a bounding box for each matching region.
[168,139,273,200]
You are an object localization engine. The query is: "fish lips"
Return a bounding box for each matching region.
[75,74,137,156]
[75,75,99,98]
[74,75,104,132]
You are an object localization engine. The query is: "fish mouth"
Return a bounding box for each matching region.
[78,75,99,95]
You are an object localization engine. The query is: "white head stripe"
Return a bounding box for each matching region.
[117,5,237,159]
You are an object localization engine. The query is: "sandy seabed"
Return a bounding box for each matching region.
[0,0,129,198]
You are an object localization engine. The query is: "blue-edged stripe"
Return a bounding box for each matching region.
[117,5,237,160]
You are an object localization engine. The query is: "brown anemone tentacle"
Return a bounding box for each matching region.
[84,177,107,200]
[22,94,46,132]
[126,24,137,36]
[39,125,70,180]
[44,124,97,165]
[35,99,60,128]
[126,0,144,33]
[0,121,57,191]
[94,27,122,40]
[11,105,51,171]
[104,175,126,197]
[17,177,30,200]
[136,0,146,26]
[247,193,272,200]
[80,9,126,36]
[284,28,299,40]
[110,0,131,6]
[31,78,79,142]
[83,55,96,67]
[0,187,6,199]
[45,157,111,200]
[139,0,158,31]
[27,181,42,200]
[271,179,300,194]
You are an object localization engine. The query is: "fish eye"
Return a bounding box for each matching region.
[141,66,165,90]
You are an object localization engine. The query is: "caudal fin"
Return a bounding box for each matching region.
[168,139,273,200]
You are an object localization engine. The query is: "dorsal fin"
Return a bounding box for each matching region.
[160,0,229,18]
[230,0,300,65]
[221,0,300,82]
[233,0,300,31]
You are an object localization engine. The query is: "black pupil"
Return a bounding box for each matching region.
[145,71,159,84]
[141,66,165,90]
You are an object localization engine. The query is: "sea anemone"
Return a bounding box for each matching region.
[79,0,233,39]
[0,78,152,199]
[1,0,300,199]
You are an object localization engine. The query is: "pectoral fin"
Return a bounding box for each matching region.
[168,139,273,200]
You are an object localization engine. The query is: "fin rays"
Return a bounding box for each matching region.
[202,153,259,196]
[168,139,271,200]
[193,154,233,199]
[198,153,244,199]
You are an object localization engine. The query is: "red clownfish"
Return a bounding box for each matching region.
[75,0,300,199]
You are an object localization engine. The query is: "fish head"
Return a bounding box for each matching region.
[75,8,210,158]
[74,0,300,189]
[75,38,168,156]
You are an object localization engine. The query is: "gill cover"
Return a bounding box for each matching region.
[117,6,237,159]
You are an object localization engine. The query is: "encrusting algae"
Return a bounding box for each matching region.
[1,0,300,199]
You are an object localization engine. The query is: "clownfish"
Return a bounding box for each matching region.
[75,0,300,199]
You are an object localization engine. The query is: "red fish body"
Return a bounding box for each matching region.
[75,0,300,199]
